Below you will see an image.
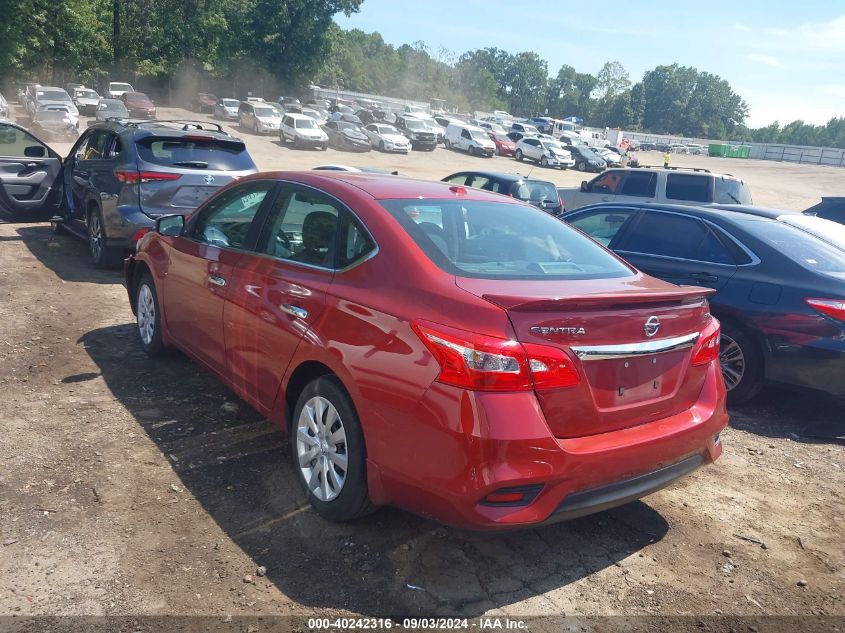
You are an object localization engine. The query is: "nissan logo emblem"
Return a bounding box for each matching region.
[644,316,660,338]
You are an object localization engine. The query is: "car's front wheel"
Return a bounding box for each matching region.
[515,149,523,161]
[540,156,549,168]
[135,272,166,356]
[292,376,375,522]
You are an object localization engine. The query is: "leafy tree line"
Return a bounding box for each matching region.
[1,3,841,148]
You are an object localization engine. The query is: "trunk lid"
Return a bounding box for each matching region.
[456,277,715,438]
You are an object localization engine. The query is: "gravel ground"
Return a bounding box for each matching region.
[0,105,843,628]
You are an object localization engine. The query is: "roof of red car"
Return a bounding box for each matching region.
[240,171,522,203]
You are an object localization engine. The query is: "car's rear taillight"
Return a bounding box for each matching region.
[114,169,181,184]
[412,322,580,392]
[805,298,845,322]
[691,319,721,366]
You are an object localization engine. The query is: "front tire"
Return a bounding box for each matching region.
[540,156,549,168]
[515,149,524,161]
[135,273,165,356]
[292,376,376,522]
[720,322,763,404]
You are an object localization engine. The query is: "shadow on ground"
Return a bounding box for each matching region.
[730,387,844,443]
[80,323,669,617]
[14,225,122,284]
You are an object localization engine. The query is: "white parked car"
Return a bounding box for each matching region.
[279,113,329,149]
[444,123,496,157]
[476,120,508,136]
[514,137,574,169]
[301,107,327,124]
[105,82,134,99]
[363,123,411,153]
[595,147,623,167]
[72,88,100,115]
[213,98,240,120]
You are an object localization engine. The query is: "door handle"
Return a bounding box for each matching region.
[208,275,226,287]
[281,304,308,319]
[691,272,718,283]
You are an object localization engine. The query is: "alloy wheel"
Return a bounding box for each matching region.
[296,396,348,502]
[137,284,156,345]
[719,333,746,391]
[89,213,103,262]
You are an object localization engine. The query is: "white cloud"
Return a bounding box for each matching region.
[796,14,845,51]
[744,88,842,127]
[747,53,783,67]
[734,23,750,32]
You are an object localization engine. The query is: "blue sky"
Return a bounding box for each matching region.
[336,0,845,127]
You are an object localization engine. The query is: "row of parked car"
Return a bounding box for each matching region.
[3,108,845,531]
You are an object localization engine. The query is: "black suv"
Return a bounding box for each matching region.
[395,115,437,151]
[442,171,563,216]
[0,119,258,267]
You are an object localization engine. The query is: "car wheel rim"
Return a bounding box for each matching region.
[296,396,347,502]
[719,334,745,391]
[137,284,155,345]
[89,214,102,260]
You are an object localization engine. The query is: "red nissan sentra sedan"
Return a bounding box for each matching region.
[125,172,728,530]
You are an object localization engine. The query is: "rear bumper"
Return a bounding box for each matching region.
[371,361,728,530]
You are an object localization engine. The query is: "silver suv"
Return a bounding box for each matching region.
[559,167,752,212]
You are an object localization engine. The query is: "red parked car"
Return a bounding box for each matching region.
[120,92,156,119]
[489,131,516,156]
[125,173,728,530]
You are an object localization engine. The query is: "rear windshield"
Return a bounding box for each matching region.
[101,101,128,113]
[76,90,98,99]
[137,137,256,171]
[779,214,845,251]
[714,176,753,204]
[222,99,239,107]
[511,180,559,205]
[110,83,132,91]
[379,199,632,280]
[742,218,845,276]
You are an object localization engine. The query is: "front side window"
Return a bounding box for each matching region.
[193,182,274,249]
[567,208,636,247]
[666,174,710,202]
[261,188,340,267]
[0,123,52,157]
[588,171,624,194]
[380,199,632,280]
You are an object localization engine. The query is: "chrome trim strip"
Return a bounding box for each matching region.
[571,332,699,361]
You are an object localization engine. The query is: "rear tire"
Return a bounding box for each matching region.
[291,376,376,522]
[135,272,166,356]
[720,322,763,405]
[87,208,122,269]
[577,161,586,171]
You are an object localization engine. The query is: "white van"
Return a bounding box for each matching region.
[444,123,496,157]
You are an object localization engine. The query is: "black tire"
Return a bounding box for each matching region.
[468,145,476,156]
[291,376,376,522]
[444,139,451,149]
[720,321,763,405]
[87,207,123,269]
[135,272,166,356]
[379,140,386,152]
[540,156,549,168]
[515,149,523,161]
[577,161,586,171]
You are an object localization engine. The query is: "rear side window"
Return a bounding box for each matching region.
[714,177,752,204]
[665,174,710,202]
[261,189,340,268]
[620,172,657,197]
[620,211,732,262]
[136,137,255,171]
[380,199,633,280]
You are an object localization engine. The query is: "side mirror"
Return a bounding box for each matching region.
[156,214,184,236]
[24,145,47,158]
[580,180,589,192]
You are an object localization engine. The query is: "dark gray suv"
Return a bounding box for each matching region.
[0,119,258,267]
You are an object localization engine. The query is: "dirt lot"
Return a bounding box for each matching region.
[0,105,844,627]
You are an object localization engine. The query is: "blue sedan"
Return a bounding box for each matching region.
[564,202,845,403]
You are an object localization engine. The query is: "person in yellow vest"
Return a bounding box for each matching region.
[663,149,671,168]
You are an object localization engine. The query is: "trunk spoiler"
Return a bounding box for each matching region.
[482,286,715,312]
